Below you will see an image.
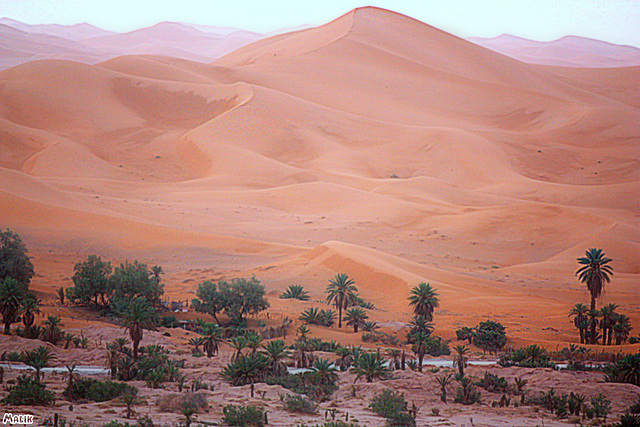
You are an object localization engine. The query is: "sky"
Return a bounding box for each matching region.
[1,0,639,47]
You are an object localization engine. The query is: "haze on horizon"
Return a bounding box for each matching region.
[1,0,639,48]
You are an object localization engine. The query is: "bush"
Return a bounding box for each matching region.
[281,285,310,301]
[361,331,400,346]
[630,396,640,414]
[613,413,640,427]
[305,337,341,352]
[266,371,338,402]
[156,392,208,414]
[300,307,335,327]
[160,316,180,328]
[472,320,507,353]
[453,376,482,405]
[222,404,265,426]
[282,393,318,414]
[63,378,137,402]
[604,353,640,386]
[2,374,55,406]
[426,336,451,356]
[455,327,474,342]
[475,372,508,393]
[369,389,416,427]
[498,345,554,368]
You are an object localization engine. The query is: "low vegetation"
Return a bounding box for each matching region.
[369,389,416,427]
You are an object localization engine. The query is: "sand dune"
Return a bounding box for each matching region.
[0,6,638,345]
[469,34,640,67]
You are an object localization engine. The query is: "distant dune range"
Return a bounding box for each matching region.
[1,7,638,345]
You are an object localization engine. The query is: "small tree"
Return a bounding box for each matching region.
[0,229,35,289]
[325,273,358,329]
[191,280,221,324]
[351,351,390,383]
[20,294,41,337]
[453,345,469,377]
[217,277,269,325]
[68,255,112,307]
[116,297,157,359]
[408,282,439,321]
[110,261,164,308]
[21,346,55,382]
[436,373,453,403]
[472,320,507,353]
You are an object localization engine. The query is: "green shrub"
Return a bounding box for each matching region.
[425,336,451,356]
[282,393,318,414]
[2,374,55,406]
[222,404,265,426]
[369,389,415,426]
[156,392,207,414]
[281,285,310,301]
[475,372,508,393]
[591,393,612,419]
[498,345,554,368]
[266,371,338,402]
[63,377,137,402]
[361,331,400,346]
[613,413,640,427]
[453,376,481,405]
[455,327,474,342]
[160,316,180,328]
[300,308,335,327]
[604,353,640,386]
[630,396,640,414]
[472,320,507,353]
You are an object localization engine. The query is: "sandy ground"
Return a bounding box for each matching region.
[0,5,639,426]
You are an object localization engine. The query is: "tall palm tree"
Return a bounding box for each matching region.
[586,309,601,345]
[0,278,26,335]
[119,297,156,359]
[387,348,401,370]
[568,303,589,344]
[351,351,390,383]
[453,345,470,377]
[260,339,290,376]
[344,307,368,333]
[19,294,41,337]
[325,273,358,329]
[411,331,431,372]
[202,323,223,358]
[599,303,619,346]
[408,282,440,321]
[576,248,613,311]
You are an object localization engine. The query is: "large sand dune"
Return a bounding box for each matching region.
[1,7,638,346]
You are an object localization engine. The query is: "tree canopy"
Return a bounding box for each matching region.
[0,229,34,289]
[192,277,269,325]
[67,255,112,307]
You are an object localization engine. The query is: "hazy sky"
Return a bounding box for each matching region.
[1,0,639,47]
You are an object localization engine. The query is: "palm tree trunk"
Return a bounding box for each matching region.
[607,328,613,346]
[602,327,607,346]
[133,340,139,360]
[338,305,342,328]
[579,328,584,344]
[3,322,10,335]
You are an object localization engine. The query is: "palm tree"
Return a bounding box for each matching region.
[408,282,440,321]
[344,307,368,333]
[334,347,354,372]
[453,345,469,377]
[221,353,269,397]
[122,389,138,419]
[351,351,390,383]
[586,309,602,345]
[514,377,528,404]
[292,339,315,369]
[41,316,64,344]
[228,336,248,361]
[436,373,453,403]
[613,315,632,345]
[21,346,54,382]
[411,331,431,372]
[106,342,122,379]
[280,285,310,301]
[599,303,619,346]
[260,339,290,376]
[387,348,401,370]
[189,337,205,355]
[325,273,358,329]
[19,294,41,337]
[65,364,77,390]
[63,333,76,349]
[568,303,589,344]
[296,325,311,341]
[576,248,613,312]
[202,324,223,358]
[119,297,156,359]
[0,278,26,335]
[245,332,263,355]
[407,315,434,343]
[312,358,338,385]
